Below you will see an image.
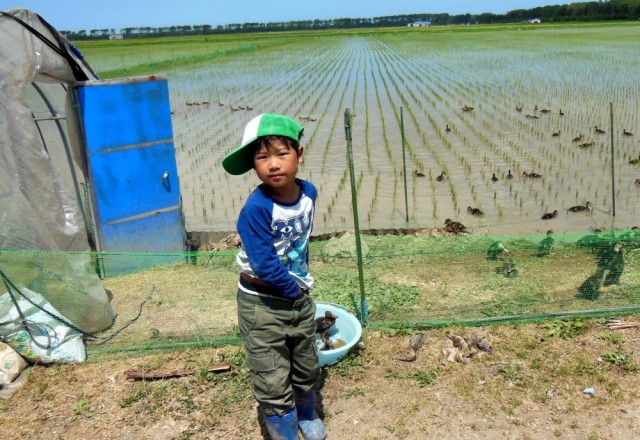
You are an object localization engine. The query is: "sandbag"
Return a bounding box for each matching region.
[0,341,28,384]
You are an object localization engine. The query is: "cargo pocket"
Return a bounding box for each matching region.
[246,351,289,401]
[246,351,277,372]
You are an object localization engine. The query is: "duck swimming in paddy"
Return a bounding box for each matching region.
[491,173,498,182]
[568,201,593,213]
[541,210,558,220]
[413,169,426,178]
[523,171,542,179]
[444,218,468,234]
[436,171,446,182]
[594,125,606,134]
[506,170,514,179]
[623,129,634,137]
[467,206,484,216]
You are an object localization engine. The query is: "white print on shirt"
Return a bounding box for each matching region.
[272,209,313,277]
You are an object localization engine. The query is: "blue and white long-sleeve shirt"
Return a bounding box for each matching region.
[236,179,316,299]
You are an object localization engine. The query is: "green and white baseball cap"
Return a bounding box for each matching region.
[222,113,304,175]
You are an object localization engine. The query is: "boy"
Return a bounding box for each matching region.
[222,114,326,440]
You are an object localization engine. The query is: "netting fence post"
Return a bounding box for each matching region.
[400,106,409,223]
[609,101,616,218]
[344,108,367,325]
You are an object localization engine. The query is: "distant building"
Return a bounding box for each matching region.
[408,21,431,27]
[109,34,123,40]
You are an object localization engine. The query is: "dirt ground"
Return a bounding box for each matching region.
[2,316,640,440]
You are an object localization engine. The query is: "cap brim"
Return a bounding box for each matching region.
[222,142,254,175]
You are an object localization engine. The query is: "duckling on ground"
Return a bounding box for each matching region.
[398,333,424,362]
[579,242,626,299]
[537,231,555,256]
[495,259,520,277]
[487,241,509,260]
[603,244,626,286]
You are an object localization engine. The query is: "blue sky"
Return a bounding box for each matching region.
[1,1,572,31]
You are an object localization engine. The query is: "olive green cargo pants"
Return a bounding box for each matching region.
[237,288,320,416]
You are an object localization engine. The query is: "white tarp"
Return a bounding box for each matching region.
[0,9,114,334]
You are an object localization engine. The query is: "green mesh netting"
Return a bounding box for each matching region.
[1,229,638,358]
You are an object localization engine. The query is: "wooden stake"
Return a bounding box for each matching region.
[125,362,231,380]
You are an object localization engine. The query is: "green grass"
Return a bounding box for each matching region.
[76,32,317,77]
[77,21,640,78]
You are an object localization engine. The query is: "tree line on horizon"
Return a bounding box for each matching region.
[60,0,640,40]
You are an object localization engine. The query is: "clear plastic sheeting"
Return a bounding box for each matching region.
[0,9,114,333]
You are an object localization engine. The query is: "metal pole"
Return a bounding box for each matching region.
[344,108,368,325]
[400,107,409,223]
[609,101,616,217]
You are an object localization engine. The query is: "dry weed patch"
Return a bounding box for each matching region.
[3,317,640,438]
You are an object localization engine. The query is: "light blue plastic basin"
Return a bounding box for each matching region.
[315,302,362,367]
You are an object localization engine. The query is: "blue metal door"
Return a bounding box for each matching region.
[74,76,185,275]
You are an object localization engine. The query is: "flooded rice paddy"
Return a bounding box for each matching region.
[111,25,640,237]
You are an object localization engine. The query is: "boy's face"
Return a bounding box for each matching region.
[253,139,303,192]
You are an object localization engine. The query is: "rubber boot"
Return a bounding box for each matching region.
[295,392,327,440]
[263,407,299,440]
